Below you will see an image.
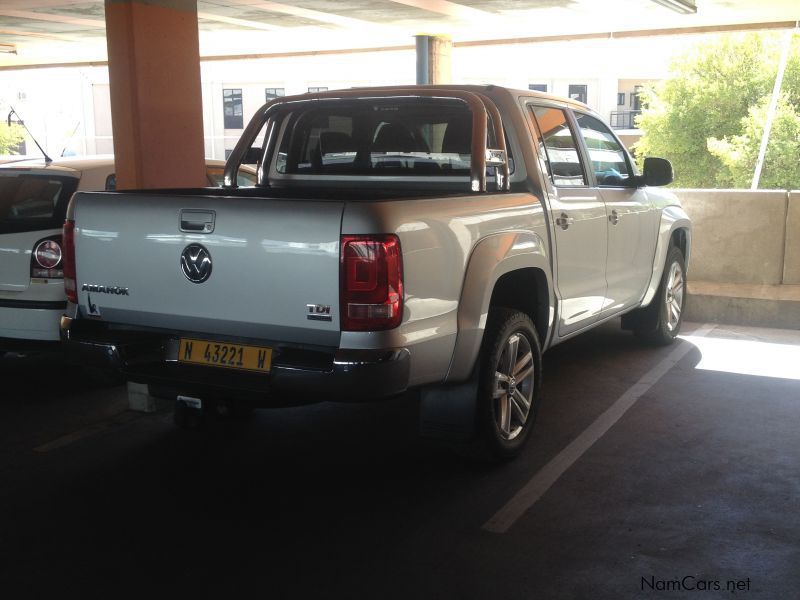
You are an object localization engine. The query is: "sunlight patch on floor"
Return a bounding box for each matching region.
[680,333,800,381]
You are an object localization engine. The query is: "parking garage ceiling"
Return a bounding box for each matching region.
[0,0,798,67]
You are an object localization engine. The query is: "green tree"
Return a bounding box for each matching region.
[708,96,800,189]
[634,32,800,189]
[0,123,25,155]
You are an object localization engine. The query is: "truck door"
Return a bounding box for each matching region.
[528,105,608,337]
[572,112,658,315]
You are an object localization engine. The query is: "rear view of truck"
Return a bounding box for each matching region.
[61,88,509,411]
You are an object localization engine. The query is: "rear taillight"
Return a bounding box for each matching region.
[340,235,403,331]
[62,219,77,303]
[30,237,63,279]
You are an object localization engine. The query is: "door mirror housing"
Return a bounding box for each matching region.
[641,156,673,187]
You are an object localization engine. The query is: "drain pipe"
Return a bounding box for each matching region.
[751,27,796,189]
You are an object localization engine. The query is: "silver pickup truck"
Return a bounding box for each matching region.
[61,85,690,459]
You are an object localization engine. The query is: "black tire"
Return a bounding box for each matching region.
[473,308,543,461]
[633,245,686,346]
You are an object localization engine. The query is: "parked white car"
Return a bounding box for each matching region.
[0,156,256,355]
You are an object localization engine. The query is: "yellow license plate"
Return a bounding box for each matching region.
[178,338,272,373]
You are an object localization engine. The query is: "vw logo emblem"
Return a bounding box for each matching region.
[180,243,212,283]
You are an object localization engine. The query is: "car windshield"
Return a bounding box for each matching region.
[0,173,78,234]
[274,99,475,177]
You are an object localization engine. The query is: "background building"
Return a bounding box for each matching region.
[1,33,703,160]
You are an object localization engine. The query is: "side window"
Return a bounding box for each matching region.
[529,105,586,187]
[574,113,632,187]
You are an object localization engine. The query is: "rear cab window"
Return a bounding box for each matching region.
[0,172,79,234]
[268,97,510,189]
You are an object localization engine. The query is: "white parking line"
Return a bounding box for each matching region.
[482,323,716,534]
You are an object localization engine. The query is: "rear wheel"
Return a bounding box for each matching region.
[634,245,686,345]
[474,308,542,460]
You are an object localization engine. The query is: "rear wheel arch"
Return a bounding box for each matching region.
[489,268,550,345]
[446,233,553,383]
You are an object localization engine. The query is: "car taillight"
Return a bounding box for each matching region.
[62,219,77,303]
[30,237,63,279]
[340,234,403,331]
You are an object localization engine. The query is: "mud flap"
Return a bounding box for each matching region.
[418,375,478,442]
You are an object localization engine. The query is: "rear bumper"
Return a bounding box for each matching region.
[0,301,65,350]
[60,316,411,404]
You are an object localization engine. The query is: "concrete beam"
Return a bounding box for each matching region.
[224,0,375,30]
[105,0,207,189]
[0,9,105,29]
[390,0,493,21]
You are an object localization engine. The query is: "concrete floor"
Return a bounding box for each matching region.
[0,321,798,598]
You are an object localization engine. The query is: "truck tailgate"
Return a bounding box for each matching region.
[71,193,343,347]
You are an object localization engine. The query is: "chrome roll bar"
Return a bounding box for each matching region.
[223,87,508,192]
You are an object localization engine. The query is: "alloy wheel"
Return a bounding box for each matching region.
[492,332,535,440]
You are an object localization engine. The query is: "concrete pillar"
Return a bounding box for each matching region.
[784,191,800,285]
[104,0,207,189]
[415,35,452,85]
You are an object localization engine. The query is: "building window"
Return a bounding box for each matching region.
[223,88,243,129]
[308,86,328,93]
[265,88,285,100]
[632,85,644,111]
[617,92,626,106]
[568,84,587,104]
[528,84,547,92]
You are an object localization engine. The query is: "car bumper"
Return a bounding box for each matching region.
[0,301,65,351]
[60,316,411,405]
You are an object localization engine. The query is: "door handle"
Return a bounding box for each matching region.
[556,212,575,230]
[609,209,619,225]
[180,209,216,233]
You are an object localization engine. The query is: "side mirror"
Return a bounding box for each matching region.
[642,157,673,187]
